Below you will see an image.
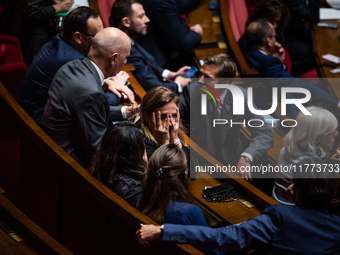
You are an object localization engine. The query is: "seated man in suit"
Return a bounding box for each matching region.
[16,6,134,123]
[137,157,340,255]
[137,0,202,69]
[244,18,340,118]
[41,28,132,169]
[110,0,191,94]
[180,53,273,181]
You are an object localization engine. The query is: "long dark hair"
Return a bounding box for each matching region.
[138,144,196,224]
[247,0,290,42]
[90,122,146,184]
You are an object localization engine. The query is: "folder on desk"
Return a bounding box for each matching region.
[320,8,340,20]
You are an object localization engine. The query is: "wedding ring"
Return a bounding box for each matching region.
[173,122,177,126]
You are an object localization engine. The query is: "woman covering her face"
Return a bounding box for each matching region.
[140,86,188,159]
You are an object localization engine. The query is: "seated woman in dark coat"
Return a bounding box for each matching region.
[90,122,147,207]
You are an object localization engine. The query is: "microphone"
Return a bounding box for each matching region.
[55,12,68,31]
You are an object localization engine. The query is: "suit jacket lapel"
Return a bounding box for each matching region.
[82,58,102,88]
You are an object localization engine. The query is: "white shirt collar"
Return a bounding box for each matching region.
[258,49,268,55]
[89,59,105,86]
[129,36,135,45]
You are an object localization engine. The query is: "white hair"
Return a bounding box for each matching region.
[284,106,338,157]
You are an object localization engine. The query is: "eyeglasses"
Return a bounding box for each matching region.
[81,32,96,37]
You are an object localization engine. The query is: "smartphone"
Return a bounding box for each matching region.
[209,1,219,10]
[182,66,198,78]
[317,22,339,29]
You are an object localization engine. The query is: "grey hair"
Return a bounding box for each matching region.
[284,106,338,157]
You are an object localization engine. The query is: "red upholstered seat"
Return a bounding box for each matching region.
[0,34,28,96]
[283,44,318,78]
[0,34,23,64]
[228,0,248,42]
[98,0,116,27]
[299,68,318,78]
[0,62,27,96]
[283,47,292,74]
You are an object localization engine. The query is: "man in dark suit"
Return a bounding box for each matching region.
[180,53,273,180]
[110,0,191,94]
[244,18,339,118]
[137,0,202,69]
[137,158,340,255]
[16,6,134,123]
[41,27,132,169]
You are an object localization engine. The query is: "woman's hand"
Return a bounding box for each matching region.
[150,111,170,146]
[330,147,340,162]
[169,108,181,147]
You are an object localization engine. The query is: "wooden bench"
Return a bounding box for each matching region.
[0,81,203,255]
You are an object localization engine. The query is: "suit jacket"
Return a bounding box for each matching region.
[16,34,120,123]
[107,173,142,208]
[138,0,201,67]
[245,49,339,118]
[283,0,320,40]
[163,204,340,255]
[187,83,273,166]
[165,201,224,255]
[41,58,113,168]
[245,49,292,78]
[21,0,57,64]
[127,42,179,93]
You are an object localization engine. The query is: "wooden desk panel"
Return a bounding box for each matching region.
[190,176,262,225]
[187,0,226,64]
[313,20,340,97]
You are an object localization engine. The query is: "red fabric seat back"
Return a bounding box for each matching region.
[228,0,248,41]
[0,35,28,95]
[0,35,23,65]
[98,0,116,27]
[0,62,28,96]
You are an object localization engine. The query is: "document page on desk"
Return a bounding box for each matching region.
[320,8,340,19]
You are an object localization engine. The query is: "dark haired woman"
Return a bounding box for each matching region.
[138,144,223,255]
[90,122,147,207]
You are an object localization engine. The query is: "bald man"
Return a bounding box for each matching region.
[41,28,132,168]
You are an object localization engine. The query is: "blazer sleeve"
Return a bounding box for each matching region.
[76,92,109,161]
[128,47,179,93]
[24,0,56,21]
[283,0,320,23]
[243,90,274,163]
[183,205,210,226]
[109,106,124,121]
[163,205,281,252]
[266,57,294,78]
[155,0,201,53]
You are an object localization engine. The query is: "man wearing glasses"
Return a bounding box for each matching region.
[16,6,134,124]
